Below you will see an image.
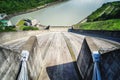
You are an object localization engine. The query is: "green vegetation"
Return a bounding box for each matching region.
[0,19,39,31]
[0,0,63,32]
[20,26,39,31]
[74,19,120,30]
[0,20,16,32]
[16,20,25,27]
[16,19,39,31]
[0,0,63,14]
[87,1,120,22]
[0,26,16,32]
[74,1,120,31]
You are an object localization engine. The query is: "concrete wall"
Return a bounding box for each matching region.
[76,37,120,80]
[0,31,44,44]
[0,47,20,80]
[0,36,43,80]
[19,36,43,80]
[100,49,120,80]
[77,38,93,80]
[70,29,120,38]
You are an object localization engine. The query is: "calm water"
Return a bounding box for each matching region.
[10,0,119,26]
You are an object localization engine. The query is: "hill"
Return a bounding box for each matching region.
[74,1,120,30]
[74,19,120,30]
[87,1,120,22]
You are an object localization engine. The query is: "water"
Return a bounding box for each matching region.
[10,0,119,26]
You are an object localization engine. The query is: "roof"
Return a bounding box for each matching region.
[0,20,8,23]
[0,20,8,26]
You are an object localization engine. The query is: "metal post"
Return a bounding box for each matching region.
[17,50,29,80]
[92,51,101,80]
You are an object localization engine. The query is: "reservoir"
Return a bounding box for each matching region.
[10,0,119,26]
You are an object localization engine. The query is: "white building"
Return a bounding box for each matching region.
[0,13,13,26]
[31,19,38,26]
[7,20,12,26]
[0,13,7,20]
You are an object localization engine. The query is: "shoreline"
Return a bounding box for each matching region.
[7,1,65,20]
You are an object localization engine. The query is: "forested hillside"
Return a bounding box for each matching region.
[74,1,120,30]
[0,0,63,14]
[87,1,120,22]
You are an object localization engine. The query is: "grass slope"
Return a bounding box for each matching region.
[16,20,39,31]
[74,19,120,30]
[87,1,120,22]
[74,1,120,30]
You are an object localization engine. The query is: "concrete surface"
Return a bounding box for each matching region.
[0,29,120,80]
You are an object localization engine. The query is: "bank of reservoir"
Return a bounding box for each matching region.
[10,0,119,26]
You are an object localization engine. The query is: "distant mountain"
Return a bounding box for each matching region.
[87,1,120,22]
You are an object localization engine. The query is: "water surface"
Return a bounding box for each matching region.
[10,0,119,26]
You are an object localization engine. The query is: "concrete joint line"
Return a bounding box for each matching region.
[62,33,76,61]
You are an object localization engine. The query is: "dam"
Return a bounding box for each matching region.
[0,28,120,80]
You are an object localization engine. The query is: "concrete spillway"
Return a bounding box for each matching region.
[0,30,120,80]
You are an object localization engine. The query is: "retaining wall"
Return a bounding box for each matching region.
[70,29,120,38]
